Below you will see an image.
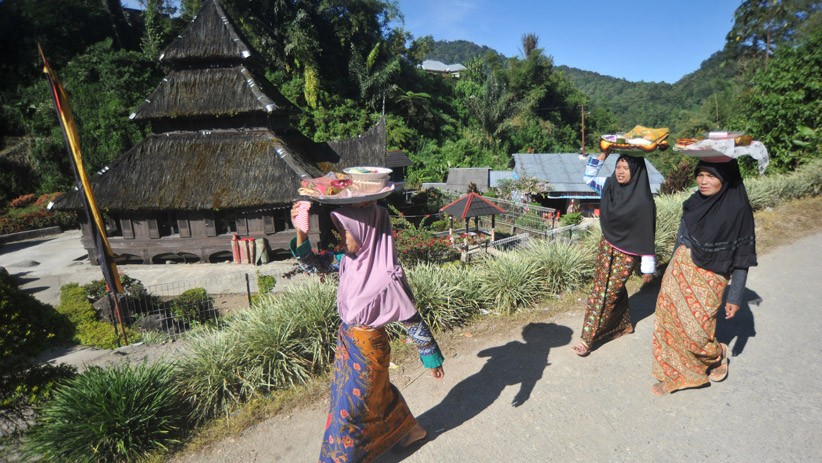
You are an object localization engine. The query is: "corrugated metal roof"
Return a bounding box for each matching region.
[445,167,490,192]
[420,60,467,73]
[489,170,513,187]
[440,193,506,218]
[513,153,665,195]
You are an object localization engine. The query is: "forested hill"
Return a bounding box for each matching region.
[426,39,504,64]
[557,50,740,133]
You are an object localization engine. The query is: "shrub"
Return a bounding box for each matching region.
[256,271,277,294]
[9,193,36,208]
[81,275,148,303]
[394,228,459,267]
[55,283,138,349]
[560,212,583,226]
[25,362,190,463]
[170,287,212,322]
[1,272,75,440]
[76,320,140,350]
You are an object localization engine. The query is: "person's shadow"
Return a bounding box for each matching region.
[716,287,760,356]
[381,322,572,462]
[628,264,665,326]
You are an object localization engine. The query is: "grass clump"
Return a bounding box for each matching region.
[478,252,544,314]
[25,362,190,463]
[176,279,339,419]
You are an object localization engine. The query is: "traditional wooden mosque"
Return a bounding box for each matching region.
[56,0,388,264]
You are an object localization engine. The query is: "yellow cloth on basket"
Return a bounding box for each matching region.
[625,125,669,143]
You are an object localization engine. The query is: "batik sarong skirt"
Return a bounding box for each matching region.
[319,323,416,463]
[580,237,636,347]
[652,245,727,391]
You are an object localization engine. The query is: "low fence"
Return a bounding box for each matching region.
[116,271,276,339]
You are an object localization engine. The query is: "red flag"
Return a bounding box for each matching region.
[39,44,128,344]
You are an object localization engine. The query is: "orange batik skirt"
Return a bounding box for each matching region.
[319,323,416,463]
[652,245,727,392]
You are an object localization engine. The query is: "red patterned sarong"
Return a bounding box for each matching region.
[319,324,416,463]
[652,245,727,392]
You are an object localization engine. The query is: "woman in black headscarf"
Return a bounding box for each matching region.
[651,159,757,396]
[571,150,657,356]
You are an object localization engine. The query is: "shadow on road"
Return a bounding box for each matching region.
[0,237,55,254]
[381,322,572,462]
[716,287,760,357]
[628,267,663,326]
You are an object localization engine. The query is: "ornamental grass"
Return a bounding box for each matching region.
[25,362,189,463]
[477,252,544,315]
[175,279,338,420]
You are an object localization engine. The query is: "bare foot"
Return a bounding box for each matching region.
[398,423,427,448]
[570,342,590,357]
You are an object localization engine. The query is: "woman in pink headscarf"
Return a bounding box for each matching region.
[293,201,445,463]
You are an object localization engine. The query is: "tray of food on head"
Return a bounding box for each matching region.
[674,132,769,174]
[297,167,396,204]
[599,125,670,153]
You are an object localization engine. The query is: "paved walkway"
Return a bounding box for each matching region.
[171,232,822,463]
[0,230,303,307]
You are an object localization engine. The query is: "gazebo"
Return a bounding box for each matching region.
[440,193,506,239]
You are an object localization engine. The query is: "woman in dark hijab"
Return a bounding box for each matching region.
[651,159,757,396]
[571,150,657,356]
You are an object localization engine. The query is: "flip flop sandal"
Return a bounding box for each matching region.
[651,381,671,396]
[709,343,729,382]
[570,343,590,357]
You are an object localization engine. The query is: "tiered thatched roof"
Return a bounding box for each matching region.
[130,65,295,121]
[58,130,321,211]
[55,0,387,213]
[159,0,252,63]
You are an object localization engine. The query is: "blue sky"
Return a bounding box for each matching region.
[396,0,743,83]
[123,0,742,83]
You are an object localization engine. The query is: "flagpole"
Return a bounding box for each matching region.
[38,44,129,345]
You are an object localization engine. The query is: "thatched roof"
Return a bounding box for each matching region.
[159,0,253,64]
[326,121,388,169]
[130,65,295,121]
[55,119,388,212]
[440,193,506,219]
[385,150,412,168]
[55,130,322,211]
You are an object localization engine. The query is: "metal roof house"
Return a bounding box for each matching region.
[55,0,387,265]
[512,152,665,212]
[419,60,467,78]
[421,167,513,194]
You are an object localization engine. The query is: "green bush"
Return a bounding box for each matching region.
[256,272,277,294]
[560,212,583,226]
[56,284,96,327]
[1,272,75,441]
[170,287,211,322]
[81,275,148,303]
[25,362,190,463]
[76,320,140,350]
[55,283,138,349]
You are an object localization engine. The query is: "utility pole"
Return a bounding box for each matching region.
[580,104,586,156]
